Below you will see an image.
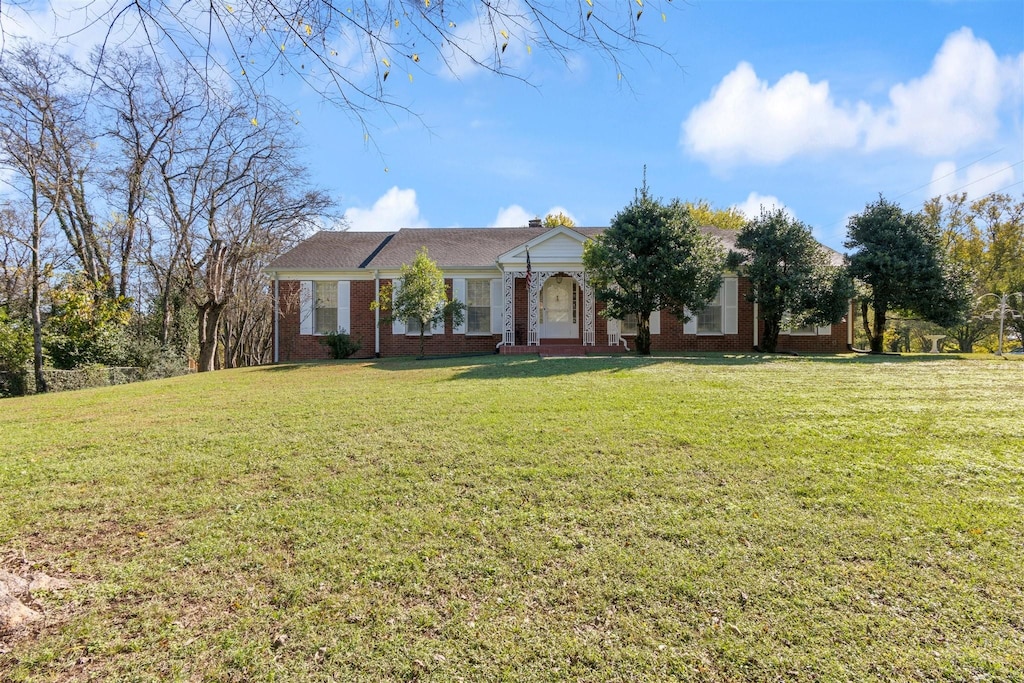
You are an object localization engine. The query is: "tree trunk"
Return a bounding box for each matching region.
[197,301,225,372]
[869,304,887,354]
[860,299,871,346]
[762,318,781,353]
[30,181,46,393]
[636,314,652,355]
[160,293,174,347]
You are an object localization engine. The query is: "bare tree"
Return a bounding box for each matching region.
[92,49,203,299]
[0,43,115,299]
[148,88,331,371]
[220,167,329,369]
[2,1,678,130]
[0,206,32,309]
[0,44,70,390]
[221,260,274,369]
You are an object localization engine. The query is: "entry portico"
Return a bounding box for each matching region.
[497,225,597,347]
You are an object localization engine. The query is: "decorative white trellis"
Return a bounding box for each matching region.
[502,269,596,346]
[502,270,523,346]
[527,271,553,345]
[570,271,596,346]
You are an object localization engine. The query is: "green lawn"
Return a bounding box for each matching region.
[1,354,1022,681]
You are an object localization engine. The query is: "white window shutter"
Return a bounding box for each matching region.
[299,281,314,335]
[490,279,503,334]
[683,307,697,335]
[607,318,620,345]
[391,281,406,335]
[453,278,467,334]
[649,309,661,335]
[337,280,351,333]
[817,325,832,335]
[723,278,739,335]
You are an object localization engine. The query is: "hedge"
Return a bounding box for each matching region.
[1,366,149,398]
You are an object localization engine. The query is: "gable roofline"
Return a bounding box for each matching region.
[497,225,593,263]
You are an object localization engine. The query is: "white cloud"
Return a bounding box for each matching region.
[343,187,428,231]
[865,28,1023,154]
[2,0,171,62]
[544,206,579,225]
[928,160,1019,200]
[683,62,865,165]
[491,204,534,227]
[731,192,791,219]
[489,204,578,227]
[682,29,1024,166]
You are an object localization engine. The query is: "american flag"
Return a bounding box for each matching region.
[525,247,532,291]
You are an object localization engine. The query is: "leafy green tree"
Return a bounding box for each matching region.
[373,247,465,357]
[542,212,576,228]
[0,308,33,371]
[44,274,133,369]
[925,192,1024,351]
[728,208,854,353]
[584,181,725,355]
[845,196,971,353]
[684,200,747,231]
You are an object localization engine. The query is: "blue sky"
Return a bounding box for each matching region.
[300,0,1023,250]
[6,1,1024,251]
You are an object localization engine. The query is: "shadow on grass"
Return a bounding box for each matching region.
[356,350,972,381]
[255,351,975,381]
[259,363,310,372]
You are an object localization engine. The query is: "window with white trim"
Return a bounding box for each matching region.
[782,312,817,335]
[697,289,722,334]
[466,279,491,334]
[314,281,337,335]
[620,313,638,336]
[406,318,434,336]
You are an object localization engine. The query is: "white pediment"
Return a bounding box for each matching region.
[498,226,589,266]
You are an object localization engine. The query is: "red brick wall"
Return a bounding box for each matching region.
[378,279,501,357]
[605,278,849,354]
[276,276,850,359]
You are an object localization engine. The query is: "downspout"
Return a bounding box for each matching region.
[847,299,855,350]
[374,270,381,357]
[273,272,280,363]
[752,301,759,351]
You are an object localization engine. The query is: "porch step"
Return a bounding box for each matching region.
[500,344,628,357]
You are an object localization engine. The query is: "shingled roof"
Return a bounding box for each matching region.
[266,225,838,271]
[267,231,395,270]
[367,227,545,268]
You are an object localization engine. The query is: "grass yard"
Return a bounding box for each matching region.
[1,353,1022,681]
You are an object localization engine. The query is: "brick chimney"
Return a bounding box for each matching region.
[528,217,542,228]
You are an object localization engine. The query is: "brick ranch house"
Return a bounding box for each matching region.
[266,221,853,360]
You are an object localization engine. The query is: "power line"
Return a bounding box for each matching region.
[827,163,1023,250]
[909,163,1024,212]
[891,147,1006,201]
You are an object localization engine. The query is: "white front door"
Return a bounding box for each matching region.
[540,277,578,339]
